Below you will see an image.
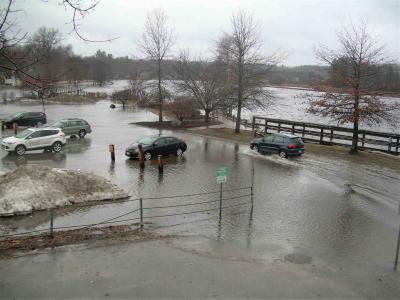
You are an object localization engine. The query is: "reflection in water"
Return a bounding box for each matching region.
[234,144,239,163]
[1,152,67,170]
[158,172,164,184]
[138,165,145,187]
[64,137,92,153]
[108,162,115,177]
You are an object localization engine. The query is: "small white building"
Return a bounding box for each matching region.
[3,74,21,87]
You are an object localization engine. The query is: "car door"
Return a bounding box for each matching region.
[259,135,274,153]
[69,120,81,135]
[25,130,42,149]
[63,121,74,135]
[165,137,178,154]
[153,137,167,156]
[39,130,56,148]
[18,113,29,126]
[28,112,38,126]
[271,136,284,153]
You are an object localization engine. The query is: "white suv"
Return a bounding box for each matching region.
[1,127,66,156]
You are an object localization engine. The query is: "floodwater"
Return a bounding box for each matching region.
[0,100,400,275]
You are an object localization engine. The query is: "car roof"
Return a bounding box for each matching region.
[58,118,86,121]
[149,135,176,138]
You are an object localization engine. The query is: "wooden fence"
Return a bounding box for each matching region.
[250,116,400,155]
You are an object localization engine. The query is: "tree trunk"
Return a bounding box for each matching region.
[158,59,163,123]
[235,54,243,134]
[350,92,360,154]
[205,109,210,123]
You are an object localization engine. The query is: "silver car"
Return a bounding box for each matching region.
[1,127,66,156]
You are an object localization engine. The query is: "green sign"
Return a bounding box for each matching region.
[216,167,228,183]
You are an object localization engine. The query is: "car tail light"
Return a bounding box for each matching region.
[288,144,296,149]
[300,144,304,148]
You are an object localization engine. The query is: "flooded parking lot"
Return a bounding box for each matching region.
[1,101,400,274]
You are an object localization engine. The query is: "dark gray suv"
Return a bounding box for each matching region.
[250,133,304,158]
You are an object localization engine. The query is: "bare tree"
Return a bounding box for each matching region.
[138,9,175,122]
[308,20,400,153]
[222,10,282,133]
[173,51,227,123]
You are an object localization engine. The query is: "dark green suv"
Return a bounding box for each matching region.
[52,118,92,138]
[250,133,304,158]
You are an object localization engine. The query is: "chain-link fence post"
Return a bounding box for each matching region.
[140,198,143,229]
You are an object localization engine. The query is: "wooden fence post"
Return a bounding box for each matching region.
[264,120,268,134]
[302,123,305,137]
[277,122,281,133]
[291,124,295,135]
[320,128,324,144]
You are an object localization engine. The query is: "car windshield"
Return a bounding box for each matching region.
[137,136,158,145]
[15,129,34,139]
[10,112,24,119]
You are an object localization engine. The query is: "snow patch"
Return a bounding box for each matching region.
[0,165,129,216]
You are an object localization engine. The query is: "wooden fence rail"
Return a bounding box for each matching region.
[249,116,400,155]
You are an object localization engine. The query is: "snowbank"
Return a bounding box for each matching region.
[0,165,128,216]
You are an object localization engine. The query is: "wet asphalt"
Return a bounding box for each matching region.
[1,100,400,298]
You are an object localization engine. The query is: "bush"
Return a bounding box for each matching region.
[166,96,198,121]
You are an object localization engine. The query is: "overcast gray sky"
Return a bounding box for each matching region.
[14,0,400,66]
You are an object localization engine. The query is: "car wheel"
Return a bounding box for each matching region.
[15,145,26,156]
[78,129,86,138]
[176,147,183,156]
[36,121,43,127]
[144,151,152,160]
[279,150,287,158]
[53,142,63,153]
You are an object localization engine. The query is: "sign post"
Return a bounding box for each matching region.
[217,167,228,220]
[394,201,400,270]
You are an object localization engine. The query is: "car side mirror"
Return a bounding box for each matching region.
[153,143,158,147]
[26,136,32,140]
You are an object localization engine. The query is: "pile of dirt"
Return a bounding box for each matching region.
[0,165,128,216]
